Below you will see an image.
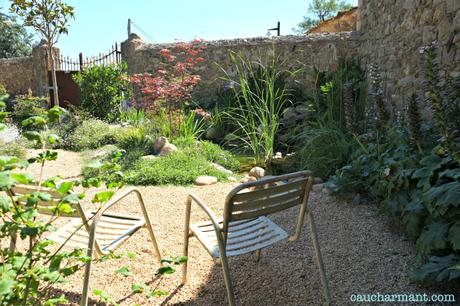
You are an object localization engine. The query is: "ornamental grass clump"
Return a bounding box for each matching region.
[221,49,295,167]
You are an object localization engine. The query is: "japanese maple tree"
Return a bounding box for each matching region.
[130,39,206,135]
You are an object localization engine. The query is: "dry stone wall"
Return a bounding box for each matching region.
[0,42,54,97]
[358,0,460,107]
[121,33,360,103]
[0,56,35,95]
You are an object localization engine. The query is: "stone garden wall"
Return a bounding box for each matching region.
[121,32,360,104]
[0,42,53,97]
[357,0,460,106]
[0,56,35,95]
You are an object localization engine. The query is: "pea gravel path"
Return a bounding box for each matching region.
[21,150,438,305]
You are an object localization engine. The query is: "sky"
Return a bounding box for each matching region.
[1,0,357,59]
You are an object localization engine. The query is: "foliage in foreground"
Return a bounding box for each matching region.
[0,105,123,305]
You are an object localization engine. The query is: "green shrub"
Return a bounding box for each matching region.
[197,141,240,172]
[294,127,352,179]
[12,93,48,126]
[115,126,155,153]
[73,63,130,122]
[126,149,227,185]
[0,139,26,158]
[49,106,91,149]
[68,119,117,151]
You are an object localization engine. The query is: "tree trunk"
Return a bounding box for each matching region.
[48,45,59,107]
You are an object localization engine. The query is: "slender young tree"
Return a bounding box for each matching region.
[10,0,74,106]
[293,0,353,34]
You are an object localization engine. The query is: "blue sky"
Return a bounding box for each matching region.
[1,0,357,59]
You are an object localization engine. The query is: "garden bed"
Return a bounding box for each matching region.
[17,150,435,305]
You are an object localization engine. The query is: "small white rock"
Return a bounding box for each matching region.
[194,175,218,186]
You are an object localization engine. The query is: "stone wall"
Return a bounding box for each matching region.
[121,32,360,103]
[0,42,55,97]
[357,0,460,106]
[0,56,35,95]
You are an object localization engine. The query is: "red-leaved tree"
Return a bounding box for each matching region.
[130,39,206,135]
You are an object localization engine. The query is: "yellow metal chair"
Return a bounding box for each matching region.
[9,185,161,306]
[181,171,331,306]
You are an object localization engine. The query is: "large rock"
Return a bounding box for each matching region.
[248,167,265,179]
[194,175,218,186]
[158,143,178,156]
[153,136,168,154]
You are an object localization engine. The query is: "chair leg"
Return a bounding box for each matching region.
[182,232,190,284]
[220,251,236,306]
[306,210,331,306]
[145,223,162,263]
[255,249,262,262]
[9,232,17,252]
[80,246,94,306]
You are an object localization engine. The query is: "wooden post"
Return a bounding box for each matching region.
[79,52,84,71]
[277,21,280,36]
[128,18,131,36]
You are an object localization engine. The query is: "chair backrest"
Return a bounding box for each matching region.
[10,184,82,218]
[223,170,314,232]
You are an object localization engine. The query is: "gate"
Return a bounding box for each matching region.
[48,43,122,106]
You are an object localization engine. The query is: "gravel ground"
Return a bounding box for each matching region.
[12,150,443,305]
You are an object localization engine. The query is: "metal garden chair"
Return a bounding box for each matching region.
[181,171,331,306]
[9,185,162,306]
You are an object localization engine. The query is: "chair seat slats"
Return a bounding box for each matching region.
[190,216,287,258]
[47,211,145,251]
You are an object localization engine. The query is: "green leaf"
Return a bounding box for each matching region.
[47,134,60,144]
[115,266,132,277]
[131,282,149,294]
[439,168,460,180]
[0,172,15,189]
[43,295,68,306]
[0,278,16,295]
[22,116,47,127]
[155,266,175,275]
[0,195,12,212]
[448,222,460,251]
[425,182,460,215]
[61,194,80,204]
[149,290,169,297]
[23,131,42,142]
[11,172,35,184]
[411,255,460,283]
[92,191,114,203]
[47,106,67,123]
[57,181,74,195]
[416,222,448,255]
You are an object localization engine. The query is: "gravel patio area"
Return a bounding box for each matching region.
[18,150,436,305]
